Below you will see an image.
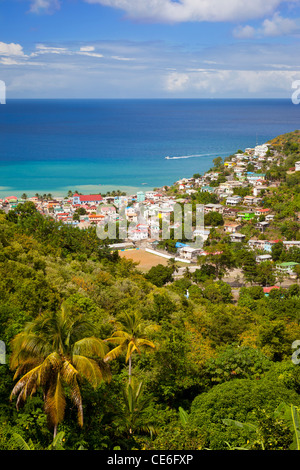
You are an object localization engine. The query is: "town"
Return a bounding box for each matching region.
[1,132,300,294]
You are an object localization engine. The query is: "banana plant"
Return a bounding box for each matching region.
[223,402,300,450]
[222,418,264,450]
[274,402,300,450]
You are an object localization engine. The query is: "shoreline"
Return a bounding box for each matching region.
[0,184,156,199]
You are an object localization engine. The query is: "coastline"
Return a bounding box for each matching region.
[0,184,154,199]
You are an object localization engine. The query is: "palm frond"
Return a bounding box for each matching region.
[73,355,110,387]
[125,341,139,363]
[68,380,84,427]
[10,364,42,408]
[44,374,66,430]
[61,359,79,385]
[73,337,108,358]
[104,344,126,362]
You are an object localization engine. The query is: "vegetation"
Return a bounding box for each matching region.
[2,130,300,450]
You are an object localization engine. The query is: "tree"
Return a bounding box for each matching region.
[189,377,300,450]
[204,211,224,227]
[271,241,284,262]
[10,304,110,438]
[114,379,156,438]
[104,311,155,384]
[256,261,276,287]
[145,264,173,287]
[242,251,257,284]
[212,156,223,169]
[167,258,178,274]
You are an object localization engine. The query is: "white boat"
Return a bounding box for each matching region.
[165,156,170,159]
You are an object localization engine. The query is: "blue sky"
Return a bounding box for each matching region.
[1,0,300,98]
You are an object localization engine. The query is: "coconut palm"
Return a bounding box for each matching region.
[10,303,110,438]
[167,258,178,274]
[104,311,155,384]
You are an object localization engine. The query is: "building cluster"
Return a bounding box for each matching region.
[0,142,299,276]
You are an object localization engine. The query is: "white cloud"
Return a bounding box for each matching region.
[79,46,96,52]
[233,25,256,38]
[261,11,299,36]
[0,42,26,57]
[85,0,300,23]
[34,44,69,54]
[164,68,300,96]
[77,51,104,58]
[166,71,189,90]
[233,12,299,38]
[29,0,61,14]
[111,55,136,61]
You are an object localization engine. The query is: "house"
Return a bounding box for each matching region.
[243,196,256,205]
[254,144,269,157]
[295,161,300,172]
[238,212,255,221]
[204,204,223,214]
[88,214,105,225]
[283,240,300,250]
[5,196,18,204]
[253,186,268,197]
[98,205,117,216]
[276,262,299,275]
[108,242,135,251]
[127,227,148,241]
[178,246,203,261]
[222,207,240,218]
[255,208,270,217]
[229,233,246,243]
[224,161,236,168]
[246,173,266,184]
[136,192,145,202]
[226,195,242,206]
[223,222,242,233]
[255,221,269,232]
[256,254,272,263]
[193,228,210,243]
[201,185,215,193]
[263,286,280,296]
[72,193,103,205]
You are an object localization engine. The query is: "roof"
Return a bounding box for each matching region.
[74,194,103,202]
[263,286,280,293]
[277,262,299,267]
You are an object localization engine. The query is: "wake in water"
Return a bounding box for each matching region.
[165,152,229,160]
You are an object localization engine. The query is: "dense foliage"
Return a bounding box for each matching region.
[1,200,300,452]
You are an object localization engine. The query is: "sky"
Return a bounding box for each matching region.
[1,0,300,98]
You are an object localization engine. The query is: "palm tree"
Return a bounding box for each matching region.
[114,379,157,437]
[10,303,110,438]
[167,258,178,274]
[104,311,155,384]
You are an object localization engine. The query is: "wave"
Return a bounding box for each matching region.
[165,152,229,160]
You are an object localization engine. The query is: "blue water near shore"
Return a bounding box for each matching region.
[0,98,299,197]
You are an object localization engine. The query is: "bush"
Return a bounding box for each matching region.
[189,377,300,449]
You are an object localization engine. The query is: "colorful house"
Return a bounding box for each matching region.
[72,193,103,205]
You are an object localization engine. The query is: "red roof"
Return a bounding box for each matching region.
[263,286,280,293]
[74,194,103,202]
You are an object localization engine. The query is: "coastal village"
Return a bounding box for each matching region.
[1,134,300,294]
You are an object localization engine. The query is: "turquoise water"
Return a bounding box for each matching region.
[0,99,299,197]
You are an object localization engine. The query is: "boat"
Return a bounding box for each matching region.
[165,156,170,159]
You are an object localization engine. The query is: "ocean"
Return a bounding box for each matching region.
[0,98,299,198]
